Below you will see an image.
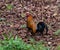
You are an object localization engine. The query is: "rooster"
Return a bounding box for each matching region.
[27,14,48,35]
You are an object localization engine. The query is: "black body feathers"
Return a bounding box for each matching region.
[37,22,48,35]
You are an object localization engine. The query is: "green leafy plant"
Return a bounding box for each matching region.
[55,45,60,50]
[6,4,13,10]
[54,29,60,35]
[20,24,27,28]
[0,32,50,50]
[29,38,35,44]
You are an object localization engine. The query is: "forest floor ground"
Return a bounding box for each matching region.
[0,0,60,50]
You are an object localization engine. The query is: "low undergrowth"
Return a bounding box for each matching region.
[0,33,50,50]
